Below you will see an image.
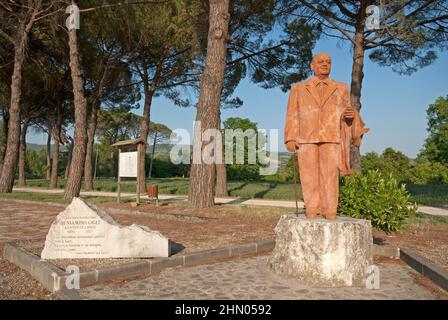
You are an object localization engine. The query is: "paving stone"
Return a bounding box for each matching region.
[79,255,438,300]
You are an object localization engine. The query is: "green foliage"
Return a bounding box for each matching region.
[146,154,189,178]
[381,147,411,178]
[408,160,448,184]
[338,170,417,232]
[149,122,172,143]
[95,109,144,178]
[110,0,200,107]
[361,148,411,183]
[25,149,47,179]
[271,154,300,182]
[97,109,142,145]
[222,117,265,180]
[229,1,319,92]
[95,143,117,178]
[281,0,447,76]
[227,164,260,181]
[361,151,382,172]
[361,146,448,185]
[418,95,448,166]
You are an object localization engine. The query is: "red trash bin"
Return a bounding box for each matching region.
[148,184,158,198]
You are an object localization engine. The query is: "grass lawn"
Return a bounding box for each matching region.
[404,211,448,227]
[405,184,448,208]
[18,178,305,200]
[0,191,122,204]
[15,178,448,207]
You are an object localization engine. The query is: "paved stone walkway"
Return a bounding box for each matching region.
[79,255,436,300]
[13,187,448,217]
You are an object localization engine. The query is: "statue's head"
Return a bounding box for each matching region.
[310,53,332,78]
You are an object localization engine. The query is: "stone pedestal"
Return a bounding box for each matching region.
[268,214,373,287]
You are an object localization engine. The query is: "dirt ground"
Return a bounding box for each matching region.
[373,220,448,269]
[1,199,447,299]
[102,202,288,252]
[14,202,291,272]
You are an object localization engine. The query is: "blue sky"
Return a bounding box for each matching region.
[28,37,448,158]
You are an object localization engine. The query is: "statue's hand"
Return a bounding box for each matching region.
[343,107,355,121]
[286,141,298,152]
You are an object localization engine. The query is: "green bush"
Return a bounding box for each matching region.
[227,164,260,181]
[361,149,411,183]
[338,170,416,232]
[408,161,448,184]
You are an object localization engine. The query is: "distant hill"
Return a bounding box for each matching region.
[26,143,69,153]
[150,143,190,158]
[26,143,46,151]
[152,145,293,171]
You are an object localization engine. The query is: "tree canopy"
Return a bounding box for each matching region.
[419,95,448,166]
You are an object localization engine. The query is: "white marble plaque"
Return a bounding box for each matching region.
[41,198,171,259]
[119,151,137,177]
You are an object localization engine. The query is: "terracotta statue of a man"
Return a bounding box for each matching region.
[284,53,368,220]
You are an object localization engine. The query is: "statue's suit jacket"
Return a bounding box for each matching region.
[284,77,368,175]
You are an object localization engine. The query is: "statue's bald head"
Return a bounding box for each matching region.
[311,52,331,64]
[310,52,332,78]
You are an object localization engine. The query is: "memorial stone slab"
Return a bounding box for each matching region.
[41,198,171,259]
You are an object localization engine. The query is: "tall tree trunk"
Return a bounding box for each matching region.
[0,1,39,192]
[350,39,365,112]
[93,145,98,180]
[46,126,52,180]
[65,139,73,180]
[349,6,367,173]
[188,0,230,208]
[50,125,60,189]
[0,34,27,192]
[0,111,8,174]
[148,131,157,179]
[18,121,28,187]
[138,88,152,193]
[84,61,107,191]
[215,120,228,197]
[84,102,98,191]
[64,25,88,201]
[137,50,167,193]
[215,163,228,197]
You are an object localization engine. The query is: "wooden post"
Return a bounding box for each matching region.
[117,148,121,203]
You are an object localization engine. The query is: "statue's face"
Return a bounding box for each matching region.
[311,54,332,77]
